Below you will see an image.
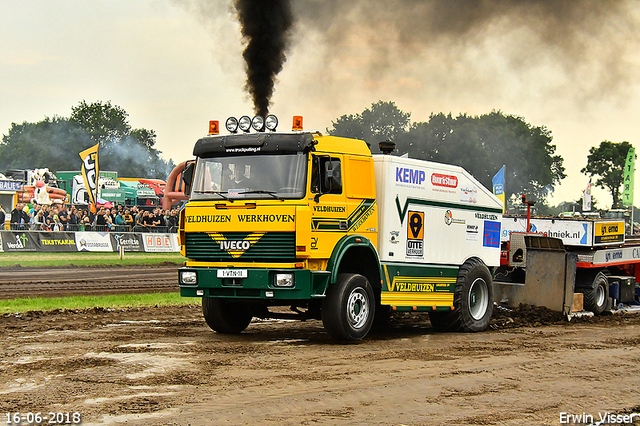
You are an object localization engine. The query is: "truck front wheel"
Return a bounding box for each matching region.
[322,273,375,341]
[202,297,253,334]
[429,258,493,332]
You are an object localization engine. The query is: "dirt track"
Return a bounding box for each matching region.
[2,302,640,426]
[0,264,179,299]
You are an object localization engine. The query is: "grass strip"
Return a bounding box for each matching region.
[0,252,187,267]
[0,292,196,314]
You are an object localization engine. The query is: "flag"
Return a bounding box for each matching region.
[492,165,506,213]
[79,143,100,213]
[583,178,592,211]
[622,146,635,207]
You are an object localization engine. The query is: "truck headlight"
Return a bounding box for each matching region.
[252,115,264,131]
[274,273,294,287]
[180,271,197,285]
[265,114,278,131]
[225,117,239,133]
[238,116,252,132]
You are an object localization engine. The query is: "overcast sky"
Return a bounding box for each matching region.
[1,0,639,208]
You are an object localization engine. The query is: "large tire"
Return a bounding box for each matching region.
[577,272,609,315]
[202,297,253,334]
[322,273,375,341]
[430,258,493,332]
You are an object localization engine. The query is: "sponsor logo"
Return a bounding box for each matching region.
[6,234,28,250]
[431,173,458,188]
[444,210,465,226]
[406,211,424,257]
[459,185,478,204]
[483,220,501,248]
[225,147,261,153]
[208,232,265,258]
[389,280,435,292]
[186,214,232,223]
[41,239,75,246]
[220,240,251,251]
[237,214,294,223]
[475,213,499,220]
[396,167,426,185]
[79,238,111,249]
[313,205,346,213]
[113,234,142,250]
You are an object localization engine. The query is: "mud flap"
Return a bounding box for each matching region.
[494,236,577,315]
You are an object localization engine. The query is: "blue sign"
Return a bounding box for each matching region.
[483,220,501,248]
[0,180,22,191]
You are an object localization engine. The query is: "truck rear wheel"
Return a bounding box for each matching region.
[430,258,493,332]
[202,297,253,334]
[322,273,375,341]
[577,272,609,315]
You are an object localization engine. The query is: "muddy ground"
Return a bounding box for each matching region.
[1,302,640,426]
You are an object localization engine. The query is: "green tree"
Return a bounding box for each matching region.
[0,117,92,172]
[70,100,130,145]
[69,100,174,178]
[328,101,411,151]
[329,103,566,205]
[581,140,633,208]
[0,101,174,179]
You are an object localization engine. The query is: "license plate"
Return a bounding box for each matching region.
[217,269,248,279]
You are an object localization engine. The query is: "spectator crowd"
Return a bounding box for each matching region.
[0,202,179,233]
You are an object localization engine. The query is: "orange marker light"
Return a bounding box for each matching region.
[292,116,303,131]
[209,120,219,135]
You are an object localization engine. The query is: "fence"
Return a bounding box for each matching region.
[1,223,178,233]
[0,230,180,253]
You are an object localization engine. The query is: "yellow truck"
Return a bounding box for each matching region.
[178,115,503,340]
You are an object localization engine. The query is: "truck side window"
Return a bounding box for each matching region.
[311,156,342,194]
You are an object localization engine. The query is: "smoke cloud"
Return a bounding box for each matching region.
[234,0,294,117]
[287,0,638,102]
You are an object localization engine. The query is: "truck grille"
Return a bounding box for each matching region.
[185,232,296,263]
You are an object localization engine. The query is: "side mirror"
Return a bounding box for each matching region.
[182,161,195,196]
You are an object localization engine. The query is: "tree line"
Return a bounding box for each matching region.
[1,99,631,209]
[0,100,174,179]
[328,101,631,210]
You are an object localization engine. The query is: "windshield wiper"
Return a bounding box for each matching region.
[194,190,232,201]
[243,190,284,201]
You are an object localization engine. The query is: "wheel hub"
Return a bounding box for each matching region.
[347,289,369,329]
[468,278,489,320]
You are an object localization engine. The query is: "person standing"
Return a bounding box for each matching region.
[68,207,78,231]
[10,203,29,230]
[0,204,5,230]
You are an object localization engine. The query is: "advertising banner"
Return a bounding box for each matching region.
[622,146,635,207]
[36,232,77,252]
[2,231,38,251]
[0,231,76,252]
[492,165,506,213]
[75,232,113,252]
[583,179,592,211]
[501,218,591,246]
[109,232,145,252]
[142,233,180,252]
[79,143,100,213]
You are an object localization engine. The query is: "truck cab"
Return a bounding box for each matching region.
[179,127,381,340]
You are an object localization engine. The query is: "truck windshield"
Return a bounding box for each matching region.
[190,153,307,200]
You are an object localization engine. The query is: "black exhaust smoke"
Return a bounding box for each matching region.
[235,0,293,117]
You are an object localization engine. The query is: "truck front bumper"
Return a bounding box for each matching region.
[178,267,331,300]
